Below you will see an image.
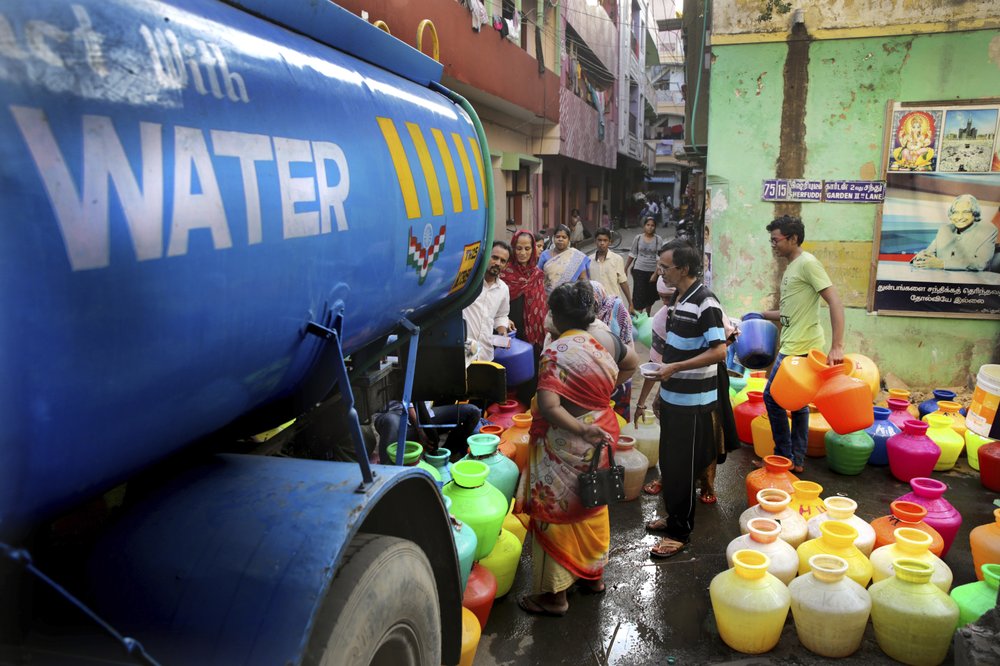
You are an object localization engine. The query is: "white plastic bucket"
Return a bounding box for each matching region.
[967,364,1000,438]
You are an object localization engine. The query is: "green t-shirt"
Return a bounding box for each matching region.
[779,251,833,355]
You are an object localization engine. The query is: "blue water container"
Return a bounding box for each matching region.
[493,332,535,386]
[735,313,779,370]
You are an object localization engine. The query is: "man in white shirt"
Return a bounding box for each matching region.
[463,241,511,362]
[589,228,633,312]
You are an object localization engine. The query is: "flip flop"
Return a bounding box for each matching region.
[699,492,718,504]
[792,465,805,473]
[642,479,662,495]
[518,595,568,617]
[645,517,670,533]
[649,537,689,559]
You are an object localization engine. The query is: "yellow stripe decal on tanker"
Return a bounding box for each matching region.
[406,122,444,217]
[467,136,485,198]
[432,128,464,214]
[376,117,421,219]
[451,132,479,210]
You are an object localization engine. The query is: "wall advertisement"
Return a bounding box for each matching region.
[870,100,1000,318]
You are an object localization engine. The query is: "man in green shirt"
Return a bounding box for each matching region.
[759,215,845,472]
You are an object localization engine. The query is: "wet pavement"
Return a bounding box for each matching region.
[473,442,998,666]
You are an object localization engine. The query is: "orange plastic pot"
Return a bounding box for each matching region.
[745,455,799,506]
[769,349,828,411]
[813,365,874,435]
[844,353,880,401]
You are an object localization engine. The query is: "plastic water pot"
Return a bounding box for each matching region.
[843,352,880,401]
[918,389,957,419]
[735,391,767,445]
[492,333,534,386]
[967,364,1000,438]
[979,440,1000,491]
[461,434,520,506]
[970,508,1000,582]
[615,436,648,500]
[869,559,959,666]
[789,480,826,521]
[924,400,967,438]
[887,420,940,483]
[870,527,953,592]
[824,430,874,476]
[443,460,509,560]
[478,528,522,597]
[871,501,944,557]
[895,477,962,558]
[813,365,874,435]
[710,550,790,655]
[796,521,873,588]
[865,407,900,466]
[951,563,1000,627]
[769,349,828,411]
[734,314,778,370]
[459,606,481,666]
[965,430,995,471]
[789,554,871,658]
[924,413,964,471]
[461,563,497,630]
[726,518,799,585]
[745,455,798,506]
[739,488,808,549]
[806,496,876,557]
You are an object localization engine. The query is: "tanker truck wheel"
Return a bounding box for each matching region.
[304,533,441,666]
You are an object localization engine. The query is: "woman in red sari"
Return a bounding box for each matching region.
[500,229,548,349]
[516,282,622,617]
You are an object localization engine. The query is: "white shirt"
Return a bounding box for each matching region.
[463,277,510,362]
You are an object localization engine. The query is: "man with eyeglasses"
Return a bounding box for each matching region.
[757,215,845,473]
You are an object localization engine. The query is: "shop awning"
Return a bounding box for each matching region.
[500,152,542,171]
[645,176,676,184]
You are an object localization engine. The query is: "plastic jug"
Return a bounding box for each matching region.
[502,499,527,545]
[923,400,967,438]
[745,455,799,506]
[615,436,649,501]
[709,549,790,654]
[633,410,660,468]
[824,429,874,475]
[444,496,477,593]
[386,440,442,482]
[895,477,962,558]
[918,389,957,419]
[871,501,945,557]
[424,447,453,488]
[924,413,964,471]
[460,434,520,506]
[732,375,768,407]
[735,391,767,444]
[734,313,778,370]
[806,404,831,457]
[459,606,481,666]
[868,559,959,666]
[965,430,995,471]
[632,311,653,348]
[979,440,1000,491]
[739,488,808,549]
[887,420,940,483]
[788,554,871,658]
[951,563,1000,627]
[877,388,920,418]
[726,517,799,584]
[813,364,874,435]
[865,406,900,466]
[870,527,953,592]
[970,508,1000,582]
[844,352,880,401]
[478,528,522,598]
[443,460,509,559]
[492,333,534,386]
[796,521,873,588]
[461,563,497,630]
[806,496,876,557]
[484,399,526,431]
[887,397,916,431]
[788,481,826,521]
[499,413,532,472]
[768,349,828,411]
[751,413,781,458]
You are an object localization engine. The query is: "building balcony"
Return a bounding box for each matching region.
[335,0,559,124]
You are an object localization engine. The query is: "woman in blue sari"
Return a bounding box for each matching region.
[538,225,590,296]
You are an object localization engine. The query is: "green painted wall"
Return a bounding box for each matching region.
[707,29,1000,388]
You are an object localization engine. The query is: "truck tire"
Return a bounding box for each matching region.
[304,533,442,666]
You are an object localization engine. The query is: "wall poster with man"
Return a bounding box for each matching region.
[871,100,1000,318]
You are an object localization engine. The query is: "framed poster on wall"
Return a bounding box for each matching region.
[869,100,1000,318]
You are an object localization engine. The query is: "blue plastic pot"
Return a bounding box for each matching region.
[493,332,535,386]
[735,313,778,370]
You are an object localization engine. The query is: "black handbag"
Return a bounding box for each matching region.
[578,441,626,508]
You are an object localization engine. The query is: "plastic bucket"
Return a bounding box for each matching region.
[967,364,1000,438]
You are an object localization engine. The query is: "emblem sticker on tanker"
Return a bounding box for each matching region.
[450,242,482,294]
[407,223,447,284]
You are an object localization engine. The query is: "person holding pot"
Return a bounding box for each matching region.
[757,215,844,473]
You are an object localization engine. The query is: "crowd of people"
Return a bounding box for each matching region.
[443,211,846,619]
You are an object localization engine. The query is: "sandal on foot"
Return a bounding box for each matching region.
[792,464,804,473]
[576,579,606,595]
[642,479,662,495]
[645,517,670,533]
[650,537,689,559]
[699,492,718,504]
[518,595,568,617]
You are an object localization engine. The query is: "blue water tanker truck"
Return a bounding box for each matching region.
[0,1,497,663]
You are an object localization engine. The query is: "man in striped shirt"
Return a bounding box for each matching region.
[644,239,728,559]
